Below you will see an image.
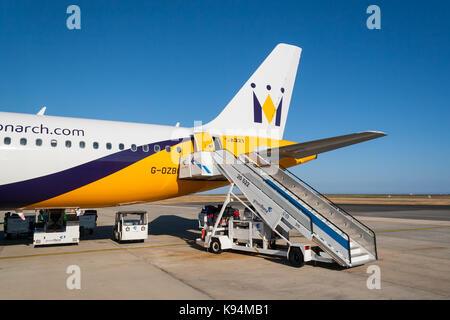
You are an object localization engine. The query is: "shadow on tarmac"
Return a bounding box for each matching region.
[149,215,201,249]
[0,215,200,246]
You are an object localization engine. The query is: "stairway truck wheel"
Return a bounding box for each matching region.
[288,246,304,268]
[209,238,222,254]
[269,240,277,249]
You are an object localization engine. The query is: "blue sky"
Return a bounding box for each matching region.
[0,0,448,194]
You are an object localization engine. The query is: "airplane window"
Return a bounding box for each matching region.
[79,141,85,148]
[165,146,171,153]
[36,139,42,146]
[142,144,149,152]
[65,140,72,148]
[4,137,11,145]
[106,143,112,150]
[176,146,182,153]
[20,138,27,146]
[119,143,124,150]
[131,144,137,152]
[50,139,57,147]
[154,144,160,152]
[93,142,99,149]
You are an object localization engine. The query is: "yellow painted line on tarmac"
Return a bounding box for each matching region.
[410,246,445,251]
[376,225,450,233]
[0,243,188,261]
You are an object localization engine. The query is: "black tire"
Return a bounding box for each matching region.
[209,238,222,254]
[269,240,277,249]
[288,247,304,268]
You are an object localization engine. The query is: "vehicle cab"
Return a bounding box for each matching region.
[33,209,80,246]
[113,211,148,242]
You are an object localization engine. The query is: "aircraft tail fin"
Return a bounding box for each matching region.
[205,43,302,139]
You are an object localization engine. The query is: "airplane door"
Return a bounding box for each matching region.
[193,132,215,152]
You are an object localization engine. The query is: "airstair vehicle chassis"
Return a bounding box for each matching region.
[183,133,377,268]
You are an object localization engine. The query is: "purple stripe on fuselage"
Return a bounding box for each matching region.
[0,138,184,209]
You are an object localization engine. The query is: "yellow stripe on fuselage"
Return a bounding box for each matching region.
[26,135,310,209]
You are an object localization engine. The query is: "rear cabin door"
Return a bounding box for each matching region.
[193,132,215,152]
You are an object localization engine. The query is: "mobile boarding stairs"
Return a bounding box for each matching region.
[179,135,378,268]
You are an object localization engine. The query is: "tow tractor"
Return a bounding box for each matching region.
[113,211,148,242]
[33,209,80,246]
[196,186,335,267]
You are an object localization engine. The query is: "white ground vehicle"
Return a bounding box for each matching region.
[3,213,35,239]
[33,209,80,246]
[113,211,148,242]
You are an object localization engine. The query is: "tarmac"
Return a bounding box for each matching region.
[0,202,449,299]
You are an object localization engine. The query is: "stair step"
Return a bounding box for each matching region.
[351,251,367,258]
[350,242,359,249]
[351,247,362,255]
[351,254,371,265]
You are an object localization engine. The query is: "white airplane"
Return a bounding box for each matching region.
[0,43,386,212]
